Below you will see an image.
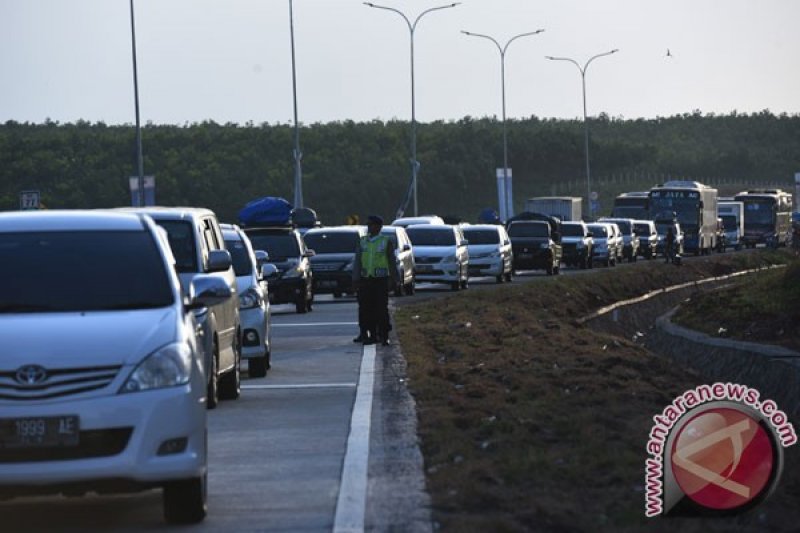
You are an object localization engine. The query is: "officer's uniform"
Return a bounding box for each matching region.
[353,217,396,345]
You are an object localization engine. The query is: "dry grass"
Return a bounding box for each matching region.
[395,249,800,532]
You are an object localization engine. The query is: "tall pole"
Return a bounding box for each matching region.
[129,0,144,207]
[289,0,303,208]
[364,2,460,217]
[546,49,618,219]
[462,30,544,221]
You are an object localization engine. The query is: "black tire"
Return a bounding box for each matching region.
[248,355,268,378]
[163,474,207,524]
[206,346,219,410]
[218,339,241,401]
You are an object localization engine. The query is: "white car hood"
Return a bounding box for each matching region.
[467,244,499,254]
[0,308,179,369]
[413,245,457,258]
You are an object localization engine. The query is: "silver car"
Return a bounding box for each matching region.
[222,224,272,378]
[462,224,513,283]
[0,210,232,523]
[381,225,416,296]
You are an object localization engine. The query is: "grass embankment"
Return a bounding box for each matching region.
[395,249,799,532]
[673,258,800,352]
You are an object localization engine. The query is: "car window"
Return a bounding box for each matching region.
[225,238,253,276]
[588,225,608,237]
[153,220,198,272]
[0,230,173,313]
[463,229,499,244]
[560,224,586,237]
[246,233,301,260]
[202,218,221,251]
[508,223,549,238]
[406,228,456,246]
[304,232,361,253]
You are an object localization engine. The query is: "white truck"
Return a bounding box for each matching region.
[718,201,744,250]
[523,197,582,221]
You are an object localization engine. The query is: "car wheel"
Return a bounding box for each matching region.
[206,344,219,410]
[219,339,241,401]
[163,473,207,524]
[248,355,268,378]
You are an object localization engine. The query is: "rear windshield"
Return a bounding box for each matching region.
[560,224,586,237]
[225,239,253,276]
[406,228,456,246]
[304,232,360,254]
[0,230,173,313]
[508,223,549,238]
[154,220,197,273]
[246,233,300,260]
[588,225,608,237]
[463,229,499,245]
[634,223,652,235]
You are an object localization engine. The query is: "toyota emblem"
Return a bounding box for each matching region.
[15,365,48,386]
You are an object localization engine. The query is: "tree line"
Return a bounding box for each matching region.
[1,110,798,224]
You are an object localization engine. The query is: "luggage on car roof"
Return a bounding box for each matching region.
[238,197,292,226]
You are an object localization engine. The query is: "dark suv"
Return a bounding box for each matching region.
[242,226,314,314]
[508,220,562,275]
[303,225,367,297]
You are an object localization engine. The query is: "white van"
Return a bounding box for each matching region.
[405,224,469,290]
[718,201,744,250]
[462,224,513,282]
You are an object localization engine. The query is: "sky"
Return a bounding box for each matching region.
[1,0,799,126]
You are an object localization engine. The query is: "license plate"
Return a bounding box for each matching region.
[0,416,80,448]
[518,253,533,259]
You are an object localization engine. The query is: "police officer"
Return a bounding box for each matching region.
[353,215,396,345]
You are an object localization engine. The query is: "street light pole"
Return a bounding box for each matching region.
[462,29,544,221]
[545,49,618,219]
[289,0,303,208]
[364,2,460,217]
[129,0,144,207]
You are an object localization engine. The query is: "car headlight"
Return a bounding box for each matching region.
[120,343,192,393]
[440,255,456,263]
[240,287,262,309]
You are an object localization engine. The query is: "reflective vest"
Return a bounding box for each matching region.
[360,235,390,278]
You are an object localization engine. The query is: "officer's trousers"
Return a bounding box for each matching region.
[359,277,390,340]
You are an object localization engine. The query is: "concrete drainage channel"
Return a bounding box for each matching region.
[579,264,800,418]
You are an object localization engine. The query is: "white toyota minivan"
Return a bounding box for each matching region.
[0,210,231,524]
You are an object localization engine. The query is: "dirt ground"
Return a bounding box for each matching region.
[394,248,800,532]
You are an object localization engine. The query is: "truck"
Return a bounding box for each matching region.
[717,201,744,251]
[523,197,582,221]
[648,180,718,255]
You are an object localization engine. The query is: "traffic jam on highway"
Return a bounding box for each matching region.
[0,181,797,525]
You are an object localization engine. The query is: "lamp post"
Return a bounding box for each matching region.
[545,49,618,219]
[364,2,460,217]
[129,0,144,207]
[289,0,303,208]
[462,29,544,221]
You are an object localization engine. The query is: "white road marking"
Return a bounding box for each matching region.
[242,383,356,390]
[272,322,359,327]
[333,343,376,533]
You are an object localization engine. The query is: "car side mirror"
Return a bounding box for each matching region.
[260,263,279,280]
[185,275,232,310]
[207,249,232,273]
[254,250,269,268]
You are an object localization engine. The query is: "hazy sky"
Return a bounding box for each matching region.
[2,0,799,125]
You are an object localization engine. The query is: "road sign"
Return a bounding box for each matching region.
[20,190,40,210]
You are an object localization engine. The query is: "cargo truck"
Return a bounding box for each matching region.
[523,197,582,221]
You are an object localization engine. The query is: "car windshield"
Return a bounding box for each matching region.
[588,225,608,237]
[508,223,549,238]
[560,224,585,237]
[304,232,360,254]
[742,200,776,226]
[463,229,499,244]
[0,230,173,313]
[153,220,197,273]
[634,223,652,235]
[607,220,631,233]
[225,239,253,276]
[246,233,300,260]
[406,228,456,246]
